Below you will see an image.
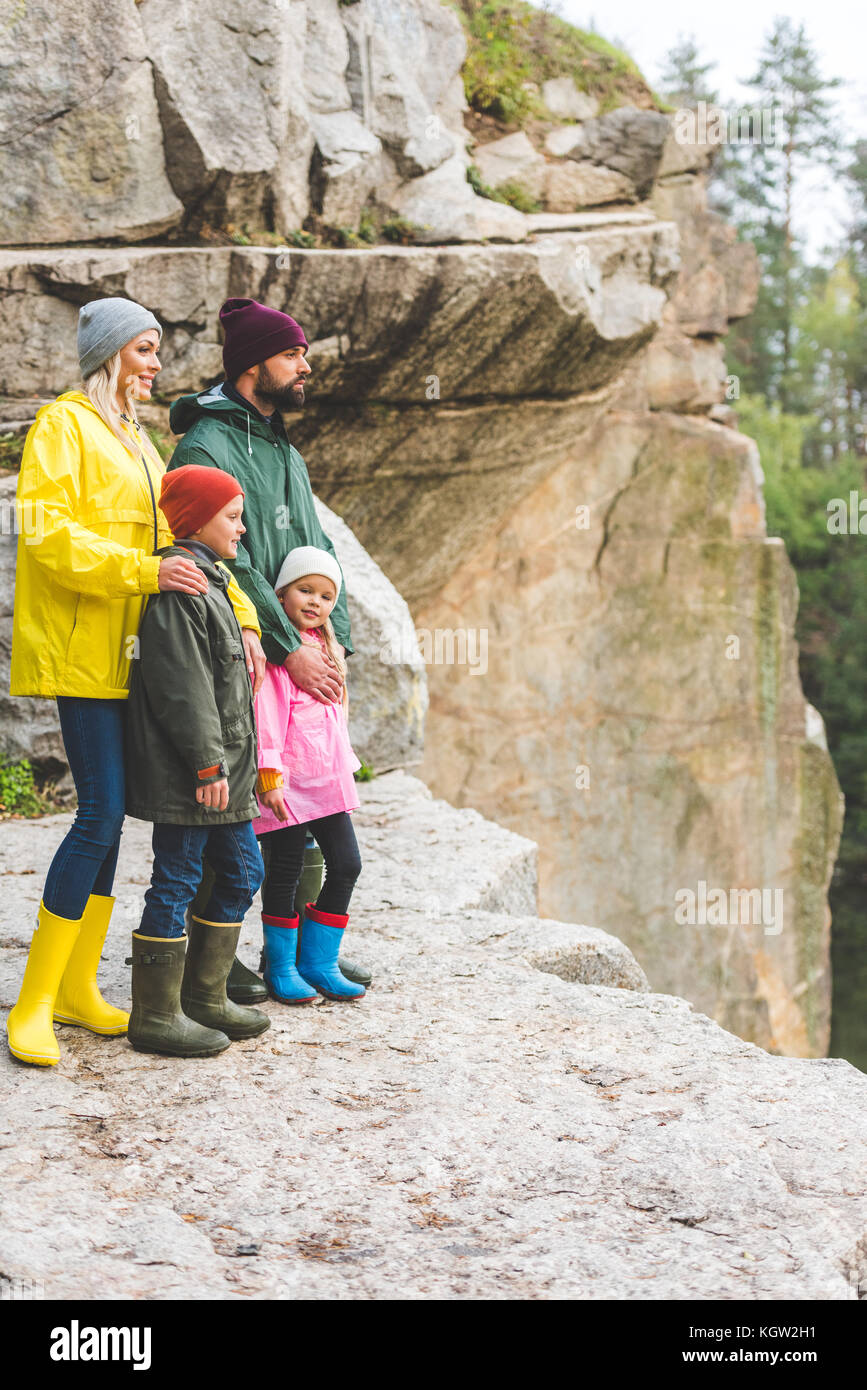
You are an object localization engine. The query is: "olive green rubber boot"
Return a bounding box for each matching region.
[127,933,231,1058]
[182,917,271,1041]
[335,953,373,987]
[192,857,268,1006]
[225,953,269,1004]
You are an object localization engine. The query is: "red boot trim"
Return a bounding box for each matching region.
[261,913,300,930]
[303,902,348,930]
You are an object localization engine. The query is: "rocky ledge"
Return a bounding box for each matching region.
[1,773,864,1300]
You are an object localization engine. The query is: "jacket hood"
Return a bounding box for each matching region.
[44,390,105,423]
[156,541,229,588]
[169,384,235,435]
[43,393,157,446]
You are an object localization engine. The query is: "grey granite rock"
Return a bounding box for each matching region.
[141,0,314,233]
[473,132,547,201]
[0,2,183,245]
[389,151,529,243]
[342,0,462,179]
[541,80,599,123]
[0,773,864,1301]
[564,106,673,199]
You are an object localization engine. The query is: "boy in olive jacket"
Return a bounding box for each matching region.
[125,465,270,1058]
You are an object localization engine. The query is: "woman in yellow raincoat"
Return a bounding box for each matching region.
[6,298,265,1067]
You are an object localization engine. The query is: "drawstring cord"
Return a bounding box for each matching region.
[246,413,252,456]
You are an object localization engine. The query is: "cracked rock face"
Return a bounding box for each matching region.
[560,107,672,200]
[0,0,472,244]
[0,774,864,1300]
[0,2,183,244]
[418,408,843,1056]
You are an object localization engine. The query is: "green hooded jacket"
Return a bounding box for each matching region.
[125,541,259,825]
[167,385,353,665]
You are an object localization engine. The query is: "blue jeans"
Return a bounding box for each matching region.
[139,820,265,938]
[43,697,126,921]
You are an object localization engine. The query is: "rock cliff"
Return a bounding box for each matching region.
[0,0,844,1057]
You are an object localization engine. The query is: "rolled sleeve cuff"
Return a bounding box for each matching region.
[262,627,300,664]
[195,759,227,786]
[140,554,162,595]
[257,769,284,792]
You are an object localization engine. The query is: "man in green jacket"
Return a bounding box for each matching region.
[168,297,370,995]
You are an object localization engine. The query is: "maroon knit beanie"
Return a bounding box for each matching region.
[220,297,309,380]
[160,465,245,540]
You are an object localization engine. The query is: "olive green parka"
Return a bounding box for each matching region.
[125,541,258,825]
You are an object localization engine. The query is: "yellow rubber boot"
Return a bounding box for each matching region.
[54,894,129,1035]
[6,902,83,1066]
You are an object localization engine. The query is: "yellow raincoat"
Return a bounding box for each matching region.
[10,391,260,701]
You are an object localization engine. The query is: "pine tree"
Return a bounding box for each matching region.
[657,34,719,107]
[726,19,843,409]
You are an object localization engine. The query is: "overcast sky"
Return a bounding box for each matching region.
[552,0,867,258]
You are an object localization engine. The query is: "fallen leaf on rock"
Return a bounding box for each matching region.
[411,1210,455,1229]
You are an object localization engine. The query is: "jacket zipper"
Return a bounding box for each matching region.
[122,414,160,552]
[137,447,159,553]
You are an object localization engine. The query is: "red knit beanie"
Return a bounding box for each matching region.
[220,297,309,380]
[159,465,245,540]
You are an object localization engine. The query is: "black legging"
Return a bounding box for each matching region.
[259,811,361,918]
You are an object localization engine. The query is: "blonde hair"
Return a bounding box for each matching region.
[83,350,163,465]
[277,584,348,691]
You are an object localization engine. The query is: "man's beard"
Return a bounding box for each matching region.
[257,363,305,413]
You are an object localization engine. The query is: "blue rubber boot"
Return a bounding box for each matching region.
[262,914,318,1004]
[296,903,366,1001]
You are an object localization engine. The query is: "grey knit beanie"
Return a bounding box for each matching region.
[78,298,162,378]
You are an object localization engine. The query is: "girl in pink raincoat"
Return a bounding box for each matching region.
[253,546,365,1003]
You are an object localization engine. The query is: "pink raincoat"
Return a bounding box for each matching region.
[252,629,360,833]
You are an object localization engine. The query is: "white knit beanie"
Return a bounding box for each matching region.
[274,546,342,599]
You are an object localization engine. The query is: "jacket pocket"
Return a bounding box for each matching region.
[63,593,99,680]
[212,635,253,738]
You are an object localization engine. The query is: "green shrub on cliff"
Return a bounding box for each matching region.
[447,0,666,122]
[466,163,540,212]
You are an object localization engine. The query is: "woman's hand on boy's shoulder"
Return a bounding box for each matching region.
[157,555,209,595]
